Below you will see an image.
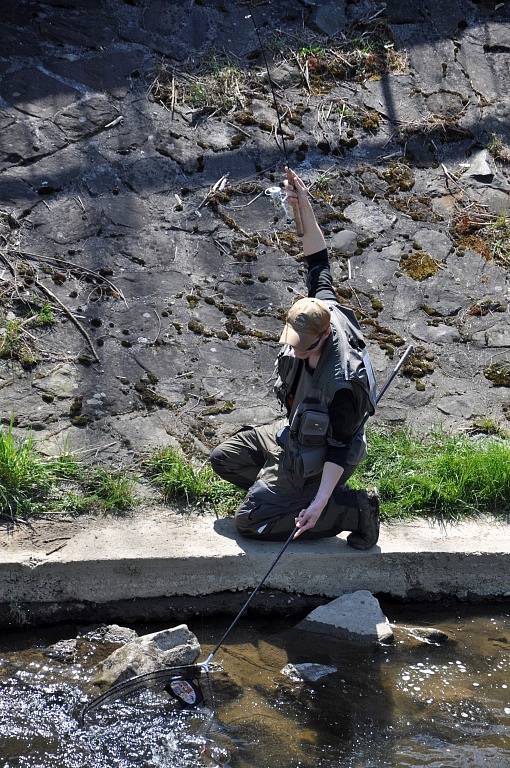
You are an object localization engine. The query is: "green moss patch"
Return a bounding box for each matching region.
[484,362,510,387]
[402,346,435,380]
[382,162,415,192]
[400,251,441,280]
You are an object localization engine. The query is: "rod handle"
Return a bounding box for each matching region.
[291,201,304,237]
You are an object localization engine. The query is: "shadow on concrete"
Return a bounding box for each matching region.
[213,516,382,556]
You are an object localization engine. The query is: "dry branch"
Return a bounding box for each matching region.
[34,279,100,363]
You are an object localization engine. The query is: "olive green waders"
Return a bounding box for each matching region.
[210,420,378,544]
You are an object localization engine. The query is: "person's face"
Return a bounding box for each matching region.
[290,328,330,360]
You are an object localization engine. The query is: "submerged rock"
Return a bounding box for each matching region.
[44,638,77,663]
[298,591,393,645]
[394,625,452,646]
[281,663,337,682]
[93,624,201,690]
[79,624,138,645]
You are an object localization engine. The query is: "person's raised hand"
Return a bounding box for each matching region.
[284,166,308,208]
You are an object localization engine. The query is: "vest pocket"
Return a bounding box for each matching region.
[298,445,327,479]
[297,410,329,446]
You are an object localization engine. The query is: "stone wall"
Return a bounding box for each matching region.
[0,0,509,468]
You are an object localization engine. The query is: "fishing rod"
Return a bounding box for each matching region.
[79,344,413,722]
[202,525,297,666]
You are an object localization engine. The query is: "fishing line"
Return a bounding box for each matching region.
[245,2,289,163]
[245,2,304,231]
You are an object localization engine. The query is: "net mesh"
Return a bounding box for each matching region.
[80,663,215,728]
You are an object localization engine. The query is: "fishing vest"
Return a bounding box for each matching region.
[273,302,377,483]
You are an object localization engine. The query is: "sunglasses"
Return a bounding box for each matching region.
[304,334,323,351]
[294,332,324,354]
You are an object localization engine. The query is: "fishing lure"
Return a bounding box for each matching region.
[264,185,293,223]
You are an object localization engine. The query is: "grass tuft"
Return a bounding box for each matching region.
[452,208,510,267]
[0,319,40,368]
[151,56,246,115]
[487,133,510,163]
[85,469,136,515]
[145,447,244,516]
[0,424,53,516]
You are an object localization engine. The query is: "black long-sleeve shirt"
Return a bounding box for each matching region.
[287,248,370,468]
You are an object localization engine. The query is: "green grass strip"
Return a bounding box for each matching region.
[145,432,510,522]
[2,421,508,522]
[350,429,510,521]
[0,423,136,518]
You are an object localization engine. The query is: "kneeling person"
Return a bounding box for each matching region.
[210,169,379,548]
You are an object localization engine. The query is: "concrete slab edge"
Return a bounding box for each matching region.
[2,550,509,628]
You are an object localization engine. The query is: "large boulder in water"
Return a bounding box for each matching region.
[93,624,201,690]
[297,590,393,645]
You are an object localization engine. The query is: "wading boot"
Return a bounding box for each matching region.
[347,489,380,550]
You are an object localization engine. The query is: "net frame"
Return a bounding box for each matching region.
[79,663,215,726]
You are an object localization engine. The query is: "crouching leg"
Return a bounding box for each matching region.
[235,483,379,548]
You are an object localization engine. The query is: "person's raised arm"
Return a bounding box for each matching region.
[285,167,325,257]
[284,168,336,303]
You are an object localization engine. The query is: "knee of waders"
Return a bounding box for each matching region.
[234,509,262,538]
[209,446,227,474]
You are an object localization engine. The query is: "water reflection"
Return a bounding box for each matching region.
[0,606,508,768]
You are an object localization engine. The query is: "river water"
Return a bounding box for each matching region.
[0,604,508,768]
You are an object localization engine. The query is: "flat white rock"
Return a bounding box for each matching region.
[281,663,337,682]
[298,590,393,644]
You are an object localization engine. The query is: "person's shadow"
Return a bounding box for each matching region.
[211,518,391,767]
[213,516,381,556]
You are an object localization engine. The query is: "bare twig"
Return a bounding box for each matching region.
[226,191,264,210]
[104,115,123,129]
[290,50,311,93]
[34,279,100,363]
[43,536,72,544]
[14,250,128,306]
[151,308,162,344]
[46,542,68,556]
[196,174,230,213]
[212,238,230,256]
[440,163,465,192]
[226,120,251,138]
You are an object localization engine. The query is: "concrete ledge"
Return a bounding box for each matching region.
[2,515,509,625]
